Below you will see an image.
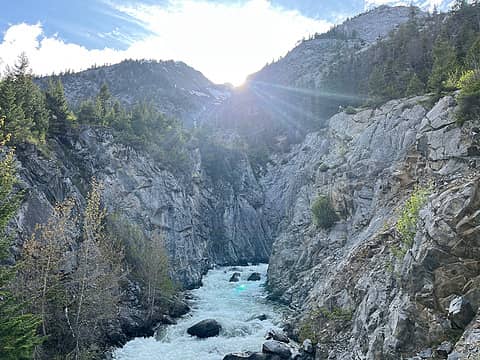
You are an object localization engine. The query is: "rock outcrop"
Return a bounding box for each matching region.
[263,95,480,358]
[15,127,271,289]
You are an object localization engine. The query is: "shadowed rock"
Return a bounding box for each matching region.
[229,272,241,282]
[187,319,222,338]
[248,272,261,281]
[262,340,292,359]
[448,297,475,329]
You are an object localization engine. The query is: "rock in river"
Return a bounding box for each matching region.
[262,340,292,359]
[230,272,241,282]
[248,272,261,281]
[187,319,222,338]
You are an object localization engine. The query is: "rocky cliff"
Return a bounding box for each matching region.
[15,128,271,288]
[263,95,480,359]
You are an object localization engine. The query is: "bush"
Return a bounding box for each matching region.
[456,70,480,125]
[395,186,430,250]
[312,195,339,229]
[344,106,357,115]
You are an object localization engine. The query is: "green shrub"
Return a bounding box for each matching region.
[319,307,353,321]
[298,306,353,345]
[395,186,430,250]
[456,70,480,125]
[312,195,339,229]
[344,106,357,115]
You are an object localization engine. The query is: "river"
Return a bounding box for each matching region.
[113,264,285,360]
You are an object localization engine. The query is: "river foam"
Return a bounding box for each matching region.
[113,264,284,360]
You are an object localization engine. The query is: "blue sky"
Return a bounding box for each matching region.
[0,0,454,85]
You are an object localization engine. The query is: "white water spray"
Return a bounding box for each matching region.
[113,264,284,360]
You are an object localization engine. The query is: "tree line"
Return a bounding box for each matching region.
[323,0,480,122]
[0,54,190,172]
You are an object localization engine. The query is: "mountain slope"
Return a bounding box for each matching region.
[37,59,231,126]
[208,6,427,156]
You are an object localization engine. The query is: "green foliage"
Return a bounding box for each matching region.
[456,71,480,124]
[0,54,49,145]
[106,215,175,303]
[428,39,459,94]
[344,106,357,115]
[298,306,353,345]
[322,3,480,107]
[45,79,75,137]
[406,73,425,96]
[318,307,353,321]
[76,85,190,172]
[0,120,43,359]
[298,321,318,345]
[395,186,430,253]
[312,195,339,229]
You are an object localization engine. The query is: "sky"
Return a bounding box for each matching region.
[0,0,455,86]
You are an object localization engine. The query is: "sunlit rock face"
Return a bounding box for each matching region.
[263,95,480,358]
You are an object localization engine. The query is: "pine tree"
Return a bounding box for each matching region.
[0,117,42,359]
[97,83,111,121]
[0,79,29,144]
[45,79,75,137]
[10,54,48,143]
[77,99,100,124]
[406,73,425,96]
[428,39,458,94]
[0,54,48,144]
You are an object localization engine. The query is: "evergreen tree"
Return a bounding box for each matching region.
[0,117,42,359]
[45,79,75,137]
[97,83,111,120]
[428,39,458,94]
[406,73,425,96]
[77,99,100,124]
[0,54,48,144]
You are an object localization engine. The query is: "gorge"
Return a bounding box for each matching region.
[1,2,480,360]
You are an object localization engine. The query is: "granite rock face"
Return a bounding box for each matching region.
[14,126,271,289]
[263,95,480,358]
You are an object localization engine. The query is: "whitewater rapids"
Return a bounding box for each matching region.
[113,264,284,360]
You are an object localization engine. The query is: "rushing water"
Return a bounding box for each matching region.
[113,264,285,360]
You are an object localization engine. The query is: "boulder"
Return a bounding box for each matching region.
[262,340,292,359]
[266,329,290,343]
[447,352,462,360]
[435,341,453,359]
[187,319,222,338]
[448,297,475,329]
[230,272,241,282]
[247,273,262,281]
[248,272,262,281]
[417,348,432,358]
[302,339,314,354]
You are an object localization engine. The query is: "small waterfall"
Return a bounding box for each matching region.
[113,264,284,360]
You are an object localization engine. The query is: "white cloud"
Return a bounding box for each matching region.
[0,22,124,77]
[0,0,331,85]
